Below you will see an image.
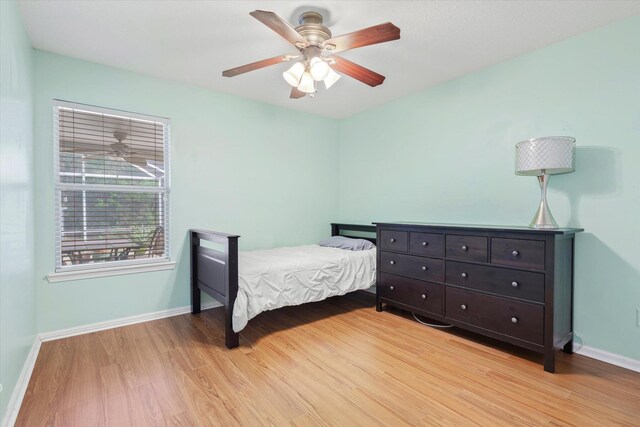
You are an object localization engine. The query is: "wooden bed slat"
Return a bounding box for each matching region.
[196,247,227,297]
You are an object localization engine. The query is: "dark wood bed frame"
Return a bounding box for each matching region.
[190,223,376,348]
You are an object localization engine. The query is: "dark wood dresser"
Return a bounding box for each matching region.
[374,222,582,372]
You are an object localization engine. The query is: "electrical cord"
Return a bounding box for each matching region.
[412,312,453,328]
[412,313,584,354]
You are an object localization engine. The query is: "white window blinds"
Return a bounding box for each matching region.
[54,100,170,272]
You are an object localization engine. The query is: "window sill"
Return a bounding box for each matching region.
[47,261,176,283]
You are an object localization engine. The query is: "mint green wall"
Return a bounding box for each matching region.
[0,0,36,420]
[33,51,339,333]
[338,17,640,360]
[23,12,640,370]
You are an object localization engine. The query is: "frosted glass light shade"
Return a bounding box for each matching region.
[323,68,341,89]
[515,136,576,176]
[298,72,315,93]
[283,62,305,87]
[310,57,330,81]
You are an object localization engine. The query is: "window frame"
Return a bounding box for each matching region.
[51,100,172,279]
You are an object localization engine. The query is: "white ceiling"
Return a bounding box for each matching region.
[18,1,640,119]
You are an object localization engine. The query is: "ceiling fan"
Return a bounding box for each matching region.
[222,10,400,98]
[82,130,149,167]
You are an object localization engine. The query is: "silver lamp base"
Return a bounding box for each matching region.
[529,174,559,229]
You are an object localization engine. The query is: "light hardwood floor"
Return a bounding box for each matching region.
[16,294,640,426]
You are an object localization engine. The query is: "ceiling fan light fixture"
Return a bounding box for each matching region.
[324,68,341,89]
[309,57,330,81]
[223,10,400,99]
[298,71,316,93]
[283,62,305,87]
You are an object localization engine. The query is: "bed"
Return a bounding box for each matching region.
[190,223,376,348]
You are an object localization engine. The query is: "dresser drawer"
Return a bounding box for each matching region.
[378,273,443,316]
[445,287,543,345]
[380,251,444,282]
[413,281,444,316]
[445,261,544,302]
[380,230,408,252]
[446,235,488,262]
[378,272,415,307]
[409,232,444,258]
[491,238,545,270]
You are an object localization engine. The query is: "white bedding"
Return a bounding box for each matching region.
[232,245,376,332]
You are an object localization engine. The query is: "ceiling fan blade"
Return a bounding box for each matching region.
[323,22,400,54]
[222,54,294,77]
[290,87,306,99]
[125,154,150,167]
[250,10,310,48]
[76,147,108,154]
[83,153,109,159]
[331,56,385,87]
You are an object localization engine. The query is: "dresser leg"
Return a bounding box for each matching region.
[376,300,383,312]
[562,339,573,354]
[544,351,556,373]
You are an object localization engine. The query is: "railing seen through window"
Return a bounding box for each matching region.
[54,100,170,271]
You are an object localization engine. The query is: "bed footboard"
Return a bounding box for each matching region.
[190,229,240,348]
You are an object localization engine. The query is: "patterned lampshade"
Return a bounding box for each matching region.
[515,136,576,176]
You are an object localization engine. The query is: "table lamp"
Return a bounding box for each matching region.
[515,136,576,229]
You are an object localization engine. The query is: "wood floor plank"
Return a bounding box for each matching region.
[98,363,136,426]
[15,294,640,426]
[132,331,190,420]
[128,383,164,427]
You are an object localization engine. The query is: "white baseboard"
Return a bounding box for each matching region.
[39,300,222,342]
[1,300,222,427]
[1,338,41,427]
[574,344,640,373]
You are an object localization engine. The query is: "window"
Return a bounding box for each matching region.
[53,100,170,274]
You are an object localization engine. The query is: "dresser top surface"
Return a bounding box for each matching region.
[374,222,583,235]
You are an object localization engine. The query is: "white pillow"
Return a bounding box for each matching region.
[318,236,376,251]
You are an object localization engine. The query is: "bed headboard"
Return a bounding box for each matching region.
[330,223,376,244]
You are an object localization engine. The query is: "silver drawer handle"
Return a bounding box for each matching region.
[461,304,467,310]
[511,317,518,323]
[389,286,394,291]
[512,281,519,287]
[512,250,519,257]
[461,245,468,251]
[390,238,396,243]
[421,294,427,300]
[389,260,395,265]
[461,272,467,278]
[422,241,428,246]
[422,266,428,271]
